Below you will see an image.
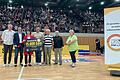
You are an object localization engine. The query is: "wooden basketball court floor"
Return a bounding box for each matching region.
[0,45,120,80]
[0,55,120,80]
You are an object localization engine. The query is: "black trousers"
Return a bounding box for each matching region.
[35,50,41,63]
[25,54,31,64]
[14,44,24,64]
[3,44,13,64]
[69,51,77,63]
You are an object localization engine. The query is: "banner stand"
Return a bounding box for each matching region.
[110,70,120,76]
[108,67,120,76]
[104,7,120,76]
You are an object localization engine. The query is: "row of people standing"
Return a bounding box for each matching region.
[1,23,79,67]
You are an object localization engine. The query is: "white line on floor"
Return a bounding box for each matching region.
[18,66,24,80]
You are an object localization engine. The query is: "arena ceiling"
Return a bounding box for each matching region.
[0,0,120,10]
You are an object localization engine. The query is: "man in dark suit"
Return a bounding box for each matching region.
[53,31,64,65]
[13,27,25,67]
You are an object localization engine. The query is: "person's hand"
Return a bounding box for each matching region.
[67,41,71,45]
[23,40,26,43]
[14,45,17,47]
[0,40,3,44]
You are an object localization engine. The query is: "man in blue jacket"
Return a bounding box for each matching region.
[13,27,25,67]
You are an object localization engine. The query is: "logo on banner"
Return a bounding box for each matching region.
[107,34,120,51]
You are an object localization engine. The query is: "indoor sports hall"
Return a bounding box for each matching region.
[0,0,120,80]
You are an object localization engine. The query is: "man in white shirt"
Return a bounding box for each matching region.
[1,23,15,66]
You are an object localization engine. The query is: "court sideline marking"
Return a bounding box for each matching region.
[18,66,24,80]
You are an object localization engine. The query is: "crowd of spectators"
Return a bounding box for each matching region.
[0,5,104,33]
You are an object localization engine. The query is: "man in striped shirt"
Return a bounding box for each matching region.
[44,29,53,65]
